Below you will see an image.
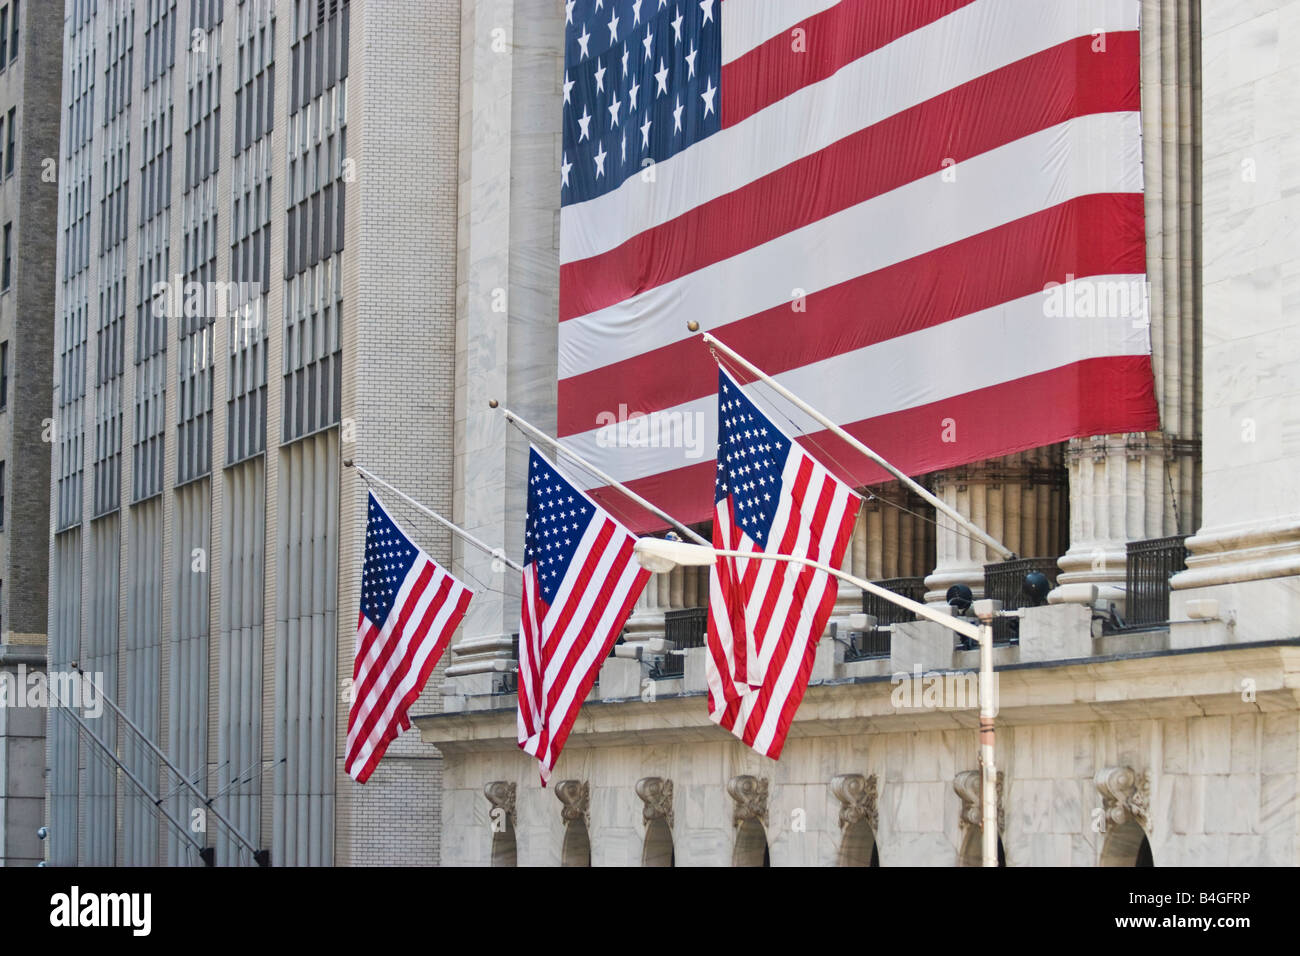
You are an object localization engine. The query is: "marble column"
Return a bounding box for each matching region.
[923,448,1067,606]
[832,481,935,621]
[1168,0,1300,641]
[1050,0,1202,608]
[446,0,564,697]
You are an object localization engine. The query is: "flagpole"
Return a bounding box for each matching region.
[490,402,712,547]
[343,460,525,573]
[695,327,1015,561]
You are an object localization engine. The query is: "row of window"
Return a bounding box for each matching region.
[0,2,21,73]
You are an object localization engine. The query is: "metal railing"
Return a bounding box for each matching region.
[1124,535,1189,628]
[982,557,1060,646]
[846,577,927,661]
[650,607,708,679]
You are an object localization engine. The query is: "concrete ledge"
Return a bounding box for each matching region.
[1018,603,1093,663]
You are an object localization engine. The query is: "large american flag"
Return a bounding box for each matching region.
[517,446,652,783]
[557,0,1159,528]
[707,367,861,758]
[345,493,473,784]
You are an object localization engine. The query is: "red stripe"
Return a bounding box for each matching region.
[347,573,456,770]
[537,545,648,775]
[516,567,546,742]
[722,0,979,127]
[737,470,840,745]
[542,519,618,659]
[345,561,436,749]
[348,586,470,784]
[759,498,861,759]
[589,355,1162,531]
[558,33,1140,322]
[559,192,1147,435]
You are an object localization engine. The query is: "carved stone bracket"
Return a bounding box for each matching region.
[954,769,1004,833]
[555,779,591,827]
[830,773,879,833]
[727,774,769,828]
[483,781,517,828]
[635,776,674,829]
[1095,766,1151,832]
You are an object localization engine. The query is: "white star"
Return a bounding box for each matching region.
[608,93,621,128]
[672,6,684,43]
[621,131,627,163]
[701,76,716,116]
[640,114,652,147]
[565,0,575,25]
[594,141,607,177]
[673,95,684,133]
[563,70,574,105]
[633,0,643,25]
[577,24,591,59]
[561,151,572,188]
[607,8,620,43]
[700,0,715,24]
[595,0,604,9]
[594,61,606,93]
[628,76,641,111]
[578,104,592,141]
[621,43,629,76]
[643,25,653,61]
[655,57,669,96]
[658,0,667,8]
[685,41,697,79]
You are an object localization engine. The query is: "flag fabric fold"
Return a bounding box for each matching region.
[346,492,473,784]
[517,446,652,784]
[706,367,862,759]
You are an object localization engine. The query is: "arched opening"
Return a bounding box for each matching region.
[1100,821,1154,867]
[642,817,675,867]
[561,818,591,867]
[958,829,1006,866]
[490,819,517,867]
[838,819,881,866]
[732,819,770,867]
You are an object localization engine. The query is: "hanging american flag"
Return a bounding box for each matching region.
[557,0,1159,528]
[707,367,861,758]
[346,492,473,784]
[518,446,651,783]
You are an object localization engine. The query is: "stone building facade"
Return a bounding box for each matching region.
[0,0,62,868]
[416,0,1300,866]
[43,0,460,866]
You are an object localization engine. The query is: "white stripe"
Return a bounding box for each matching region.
[351,558,438,700]
[350,581,467,773]
[565,276,1152,488]
[720,0,841,65]
[347,560,439,758]
[539,554,642,769]
[560,0,1140,264]
[561,111,1143,380]
[351,574,463,751]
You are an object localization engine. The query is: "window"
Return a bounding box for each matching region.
[1,222,10,290]
[0,7,8,68]
[0,340,8,409]
[0,460,6,529]
[5,107,13,178]
[9,0,16,63]
[0,113,6,177]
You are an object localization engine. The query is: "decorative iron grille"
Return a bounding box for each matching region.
[982,558,1061,646]
[1125,536,1189,628]
[651,607,708,679]
[847,577,927,661]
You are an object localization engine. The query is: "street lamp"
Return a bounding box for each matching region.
[632,536,1003,867]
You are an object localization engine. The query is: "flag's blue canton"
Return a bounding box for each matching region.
[561,0,721,206]
[715,370,792,547]
[362,493,420,630]
[525,448,596,603]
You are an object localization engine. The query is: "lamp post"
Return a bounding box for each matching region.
[633,537,1003,867]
